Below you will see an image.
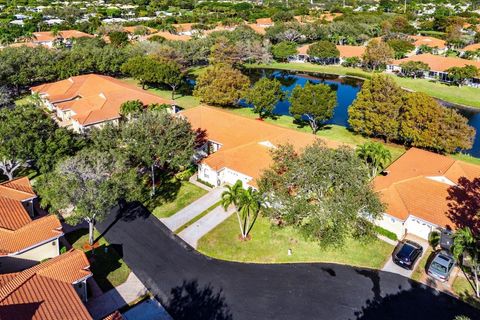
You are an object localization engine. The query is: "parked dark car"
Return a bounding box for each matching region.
[392,240,423,270]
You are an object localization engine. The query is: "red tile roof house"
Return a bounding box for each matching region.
[373,148,480,240]
[0,249,94,320]
[31,30,94,48]
[387,53,480,87]
[31,74,174,133]
[0,177,63,273]
[290,44,366,64]
[408,35,447,55]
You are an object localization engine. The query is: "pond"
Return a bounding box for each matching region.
[243,69,480,158]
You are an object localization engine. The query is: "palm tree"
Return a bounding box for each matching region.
[221,180,245,236]
[452,227,480,298]
[356,142,392,178]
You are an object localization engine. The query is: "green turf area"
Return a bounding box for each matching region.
[226,107,406,162]
[65,229,131,292]
[452,272,480,309]
[175,200,222,233]
[246,62,480,108]
[149,180,208,219]
[15,95,36,106]
[197,214,393,269]
[120,78,201,109]
[411,249,433,282]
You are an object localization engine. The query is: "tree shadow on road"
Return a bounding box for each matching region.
[164,280,233,320]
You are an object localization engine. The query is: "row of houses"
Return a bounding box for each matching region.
[181,106,480,241]
[0,177,122,319]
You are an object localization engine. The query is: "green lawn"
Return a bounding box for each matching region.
[452,272,480,309]
[197,214,393,269]
[246,62,480,108]
[65,229,131,292]
[411,249,433,282]
[120,78,201,110]
[150,180,207,219]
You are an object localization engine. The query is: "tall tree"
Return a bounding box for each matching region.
[119,100,144,118]
[348,74,404,142]
[399,61,430,78]
[452,227,480,298]
[245,78,285,119]
[271,41,297,62]
[156,58,184,100]
[387,39,415,59]
[193,64,250,107]
[259,142,384,247]
[122,110,195,195]
[306,41,340,62]
[289,82,336,134]
[36,149,142,245]
[356,142,392,178]
[121,56,159,89]
[446,65,479,87]
[362,39,394,70]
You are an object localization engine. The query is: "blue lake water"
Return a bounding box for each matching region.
[244,69,480,158]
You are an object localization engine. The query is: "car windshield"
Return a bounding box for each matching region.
[430,261,448,274]
[397,243,415,259]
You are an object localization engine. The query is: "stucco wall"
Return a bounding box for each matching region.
[375,213,405,240]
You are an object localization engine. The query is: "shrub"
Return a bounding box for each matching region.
[197,178,214,188]
[374,226,398,241]
[175,166,196,181]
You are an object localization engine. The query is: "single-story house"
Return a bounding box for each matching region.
[0,177,63,272]
[387,53,480,87]
[290,44,365,64]
[31,74,174,133]
[0,249,94,320]
[31,30,94,47]
[409,35,447,54]
[146,31,192,41]
[181,106,342,189]
[123,25,157,41]
[374,148,480,240]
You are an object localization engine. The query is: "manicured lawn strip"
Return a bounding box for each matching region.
[246,62,480,108]
[65,229,131,292]
[119,78,201,109]
[150,180,208,219]
[226,107,406,162]
[452,272,480,309]
[197,214,393,269]
[411,249,433,282]
[175,200,222,233]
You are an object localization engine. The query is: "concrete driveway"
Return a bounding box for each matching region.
[96,208,477,320]
[382,235,430,278]
[160,187,225,232]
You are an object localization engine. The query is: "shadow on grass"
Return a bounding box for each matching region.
[88,244,125,292]
[145,177,182,212]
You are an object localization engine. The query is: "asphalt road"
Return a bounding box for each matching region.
[97,205,478,320]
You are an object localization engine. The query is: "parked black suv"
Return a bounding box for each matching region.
[392,240,423,270]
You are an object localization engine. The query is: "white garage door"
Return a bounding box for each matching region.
[405,217,433,239]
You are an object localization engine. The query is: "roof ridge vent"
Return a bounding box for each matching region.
[99,92,106,99]
[258,140,276,148]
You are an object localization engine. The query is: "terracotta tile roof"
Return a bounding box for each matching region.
[146,31,192,41]
[0,215,62,255]
[297,44,365,58]
[182,106,343,186]
[463,43,480,51]
[255,18,273,25]
[32,30,93,43]
[319,12,342,22]
[123,26,156,34]
[173,23,194,32]
[392,53,480,72]
[32,74,173,126]
[0,177,37,231]
[409,35,446,49]
[246,23,267,35]
[374,148,480,228]
[0,249,93,320]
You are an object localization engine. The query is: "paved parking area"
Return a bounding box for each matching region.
[381,234,429,278]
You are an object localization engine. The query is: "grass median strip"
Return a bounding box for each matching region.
[175,200,222,234]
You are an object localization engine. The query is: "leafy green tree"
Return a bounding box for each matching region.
[341,57,361,67]
[349,75,404,142]
[221,180,262,240]
[245,78,285,119]
[259,142,384,248]
[307,41,340,61]
[356,142,392,178]
[0,104,83,180]
[193,64,250,107]
[120,100,144,118]
[362,39,394,70]
[399,61,430,78]
[209,37,241,66]
[121,56,158,89]
[36,149,142,245]
[109,31,129,47]
[289,82,336,134]
[271,41,297,62]
[122,110,195,195]
[387,39,415,59]
[452,227,480,298]
[446,65,479,87]
[156,58,184,100]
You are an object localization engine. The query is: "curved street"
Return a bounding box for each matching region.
[96,205,478,320]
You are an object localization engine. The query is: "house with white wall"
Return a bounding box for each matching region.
[0,177,63,272]
[32,74,174,133]
[373,148,480,240]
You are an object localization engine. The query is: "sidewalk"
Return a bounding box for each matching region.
[177,206,235,248]
[160,187,225,232]
[86,272,148,320]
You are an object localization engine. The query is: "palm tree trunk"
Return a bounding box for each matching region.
[235,210,245,238]
[151,163,156,196]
